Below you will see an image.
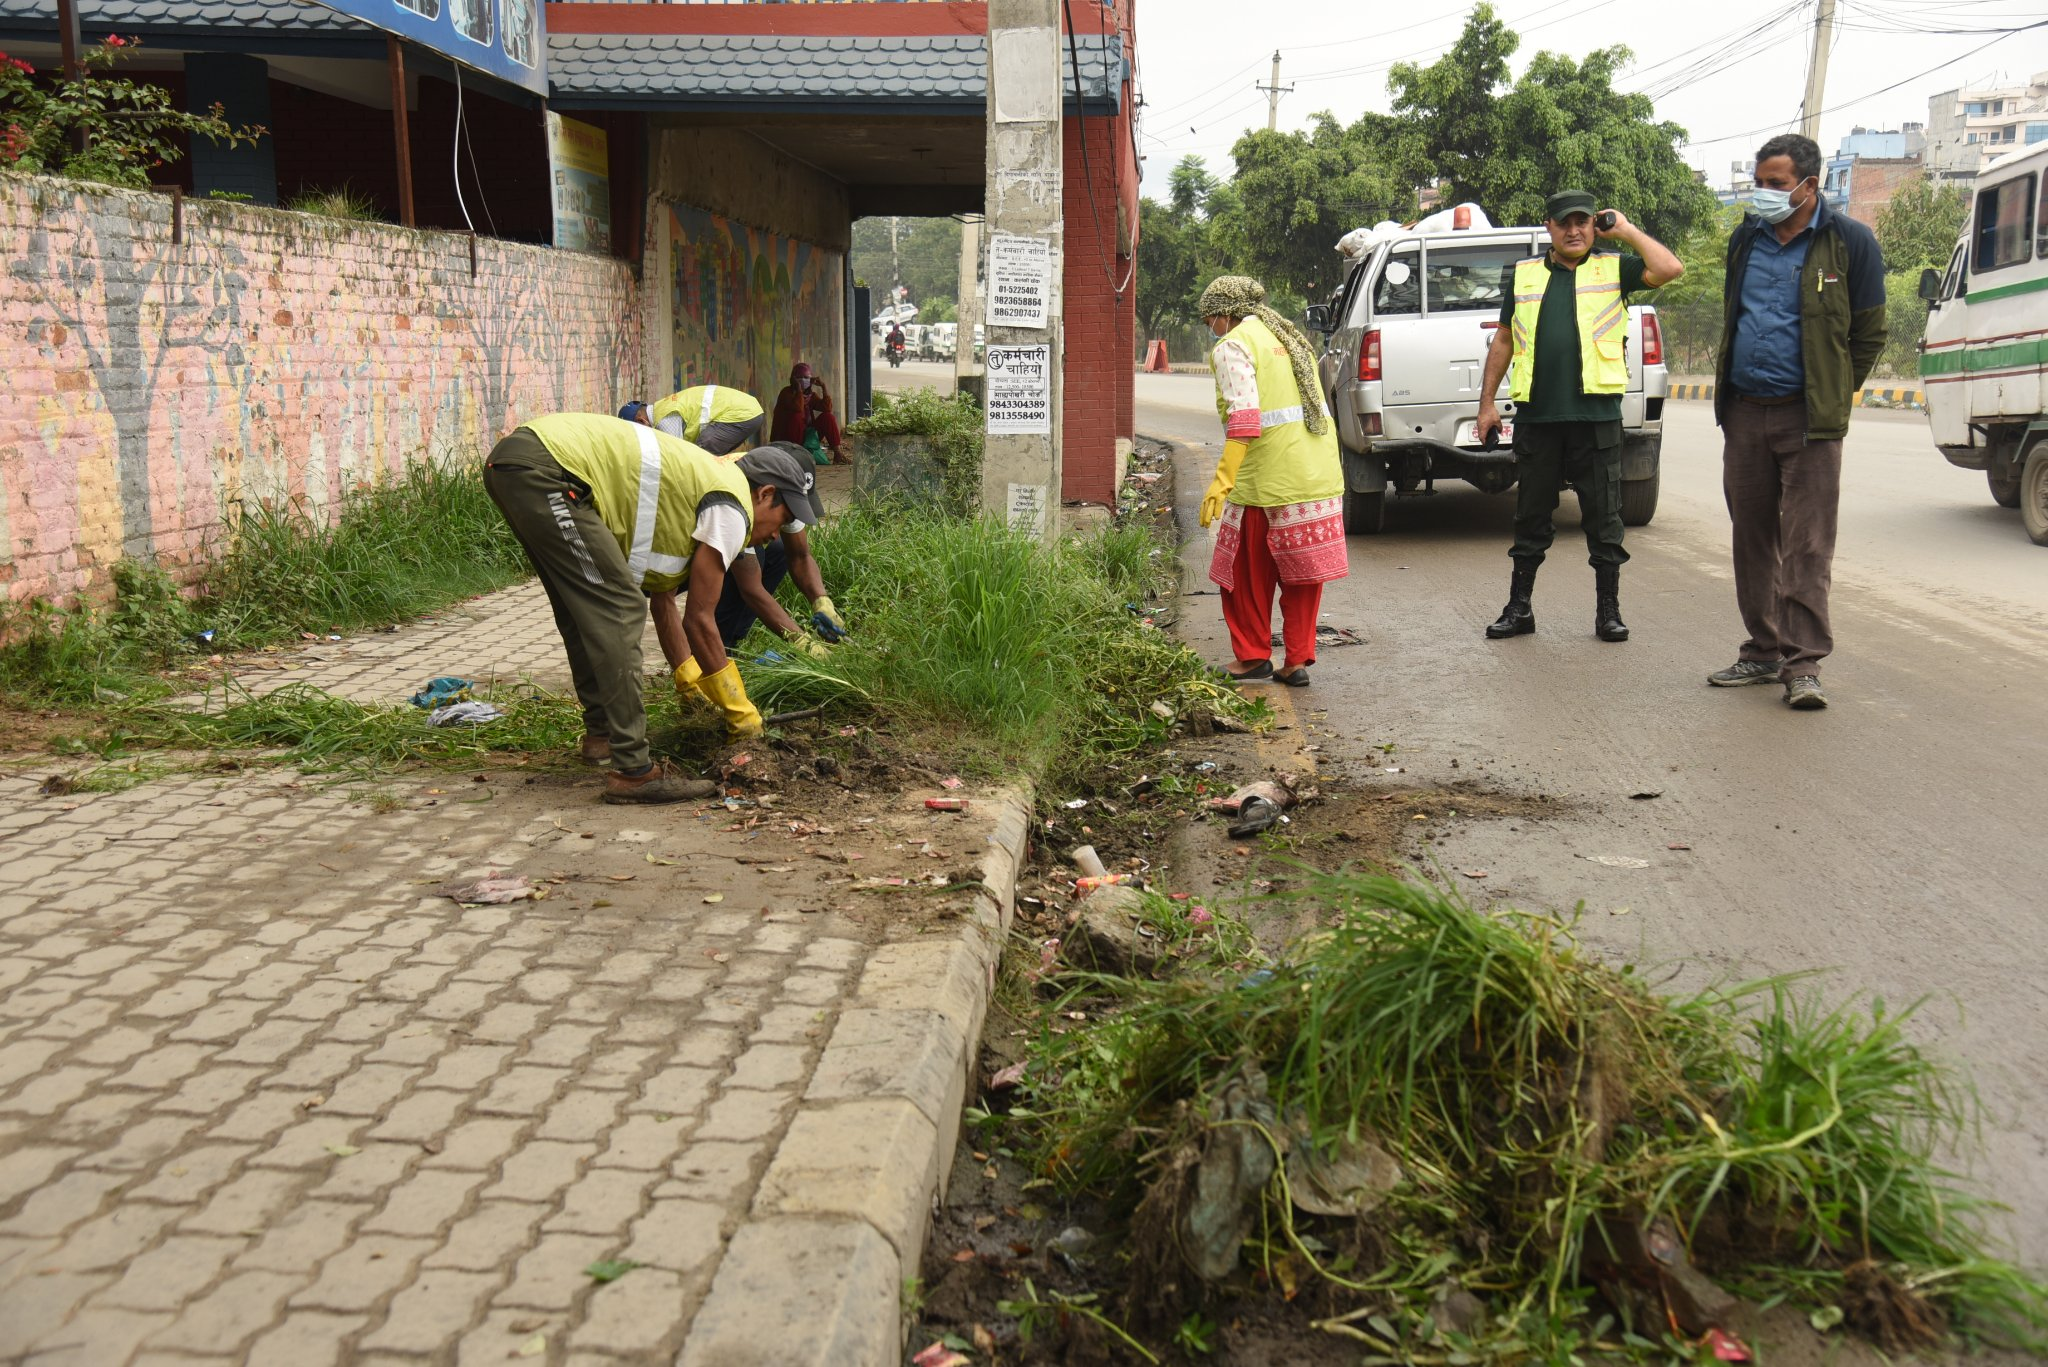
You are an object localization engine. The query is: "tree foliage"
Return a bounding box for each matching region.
[850,215,964,317]
[1874,179,1969,274]
[1135,5,1718,329]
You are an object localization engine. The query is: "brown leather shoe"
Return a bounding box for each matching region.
[602,762,717,805]
[579,734,612,766]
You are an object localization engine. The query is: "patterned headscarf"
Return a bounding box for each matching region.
[1197,275,1328,435]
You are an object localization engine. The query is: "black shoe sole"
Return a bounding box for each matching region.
[1485,621,1536,639]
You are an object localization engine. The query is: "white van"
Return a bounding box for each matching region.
[1306,219,1669,534]
[1919,140,2048,545]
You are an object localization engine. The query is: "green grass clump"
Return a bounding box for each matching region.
[1,457,531,709]
[744,503,1251,777]
[845,389,984,511]
[286,184,381,221]
[1017,869,2047,1356]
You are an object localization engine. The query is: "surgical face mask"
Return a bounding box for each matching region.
[798,378,812,391]
[1750,178,1810,225]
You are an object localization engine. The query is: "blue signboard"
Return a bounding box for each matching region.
[310,0,546,96]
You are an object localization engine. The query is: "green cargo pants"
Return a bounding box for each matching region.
[1509,419,1629,569]
[483,428,653,773]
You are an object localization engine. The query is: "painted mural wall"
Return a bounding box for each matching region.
[1,172,640,607]
[664,200,843,417]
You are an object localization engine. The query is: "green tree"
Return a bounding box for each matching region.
[850,215,963,317]
[1655,206,1740,376]
[1224,112,1423,304]
[1136,155,1223,342]
[1387,5,1714,244]
[1873,178,1968,273]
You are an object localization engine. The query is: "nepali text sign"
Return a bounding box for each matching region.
[546,113,610,253]
[987,232,1051,329]
[985,344,1052,434]
[312,0,545,96]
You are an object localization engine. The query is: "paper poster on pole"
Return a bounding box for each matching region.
[1006,483,1047,537]
[987,232,1051,329]
[546,113,612,254]
[985,344,1052,434]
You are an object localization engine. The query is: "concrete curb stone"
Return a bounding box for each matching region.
[674,786,1030,1367]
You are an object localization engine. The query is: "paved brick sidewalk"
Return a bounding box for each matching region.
[0,564,1020,1366]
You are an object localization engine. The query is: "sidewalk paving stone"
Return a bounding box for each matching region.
[0,569,1021,1365]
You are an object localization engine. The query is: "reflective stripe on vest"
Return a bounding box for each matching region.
[1509,254,1627,402]
[699,386,718,428]
[1260,405,1304,430]
[625,423,662,586]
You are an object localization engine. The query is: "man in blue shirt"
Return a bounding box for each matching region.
[1711,134,1887,710]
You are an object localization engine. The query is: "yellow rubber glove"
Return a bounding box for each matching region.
[791,632,833,661]
[697,661,764,738]
[673,657,703,699]
[1199,439,1249,528]
[810,595,848,643]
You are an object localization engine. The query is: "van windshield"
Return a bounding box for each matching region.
[1425,244,1522,315]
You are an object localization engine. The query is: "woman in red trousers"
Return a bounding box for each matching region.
[1196,275,1349,687]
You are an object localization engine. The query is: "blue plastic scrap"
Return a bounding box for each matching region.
[410,676,474,709]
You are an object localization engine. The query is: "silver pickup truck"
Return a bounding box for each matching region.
[1305,223,1669,534]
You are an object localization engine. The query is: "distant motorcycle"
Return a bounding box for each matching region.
[885,339,906,369]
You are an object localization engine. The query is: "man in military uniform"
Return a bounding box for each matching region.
[1475,189,1682,642]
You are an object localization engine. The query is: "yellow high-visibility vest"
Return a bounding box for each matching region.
[1509,254,1626,402]
[1211,316,1343,507]
[523,413,752,594]
[650,385,764,443]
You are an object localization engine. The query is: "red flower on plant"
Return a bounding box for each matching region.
[3,54,34,73]
[103,34,127,46]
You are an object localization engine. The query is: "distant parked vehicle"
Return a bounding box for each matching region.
[1918,139,2048,545]
[924,322,958,362]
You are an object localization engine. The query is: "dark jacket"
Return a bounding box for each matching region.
[1715,201,1887,440]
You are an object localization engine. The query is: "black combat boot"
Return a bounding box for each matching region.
[1594,564,1629,642]
[1485,560,1538,639]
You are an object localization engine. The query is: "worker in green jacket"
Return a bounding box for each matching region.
[619,385,766,456]
[484,415,820,803]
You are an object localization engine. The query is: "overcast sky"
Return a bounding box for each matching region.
[1132,0,2048,201]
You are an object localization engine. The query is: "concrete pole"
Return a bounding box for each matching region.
[1798,0,1836,143]
[955,212,984,386]
[1266,51,1282,132]
[981,0,1063,540]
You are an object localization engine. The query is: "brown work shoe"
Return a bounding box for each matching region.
[579,734,613,766]
[602,762,717,805]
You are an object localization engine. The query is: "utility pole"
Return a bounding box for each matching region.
[955,212,984,389]
[1256,50,1292,133]
[889,216,902,315]
[981,0,1063,540]
[1798,0,1837,143]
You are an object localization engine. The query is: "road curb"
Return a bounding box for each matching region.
[1665,381,1925,409]
[677,787,1031,1367]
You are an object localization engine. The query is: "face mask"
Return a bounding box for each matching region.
[1750,179,1809,225]
[798,378,812,391]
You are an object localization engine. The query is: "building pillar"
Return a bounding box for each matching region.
[980,0,1062,540]
[184,53,276,205]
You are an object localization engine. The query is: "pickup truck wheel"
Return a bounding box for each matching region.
[1344,489,1386,535]
[1619,471,1661,527]
[2022,443,2048,546]
[1988,465,2022,508]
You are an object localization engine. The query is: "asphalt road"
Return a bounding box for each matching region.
[1147,369,2048,1270]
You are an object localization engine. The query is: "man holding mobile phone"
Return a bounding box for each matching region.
[1476,190,1682,642]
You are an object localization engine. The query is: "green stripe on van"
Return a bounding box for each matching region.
[1918,335,2048,379]
[1964,274,2048,304]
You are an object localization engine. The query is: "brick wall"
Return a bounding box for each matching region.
[1061,106,1136,507]
[0,171,640,607]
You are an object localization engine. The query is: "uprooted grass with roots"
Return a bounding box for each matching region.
[1006,868,2047,1361]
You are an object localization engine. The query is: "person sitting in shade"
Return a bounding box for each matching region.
[482,416,820,802]
[618,384,766,457]
[771,362,848,465]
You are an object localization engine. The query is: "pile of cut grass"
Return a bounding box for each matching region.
[1014,869,2047,1360]
[0,457,530,710]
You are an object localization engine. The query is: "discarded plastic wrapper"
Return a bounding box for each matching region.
[1075,872,1134,894]
[1207,776,1299,816]
[439,873,536,904]
[410,675,473,709]
[1228,797,1285,839]
[427,701,504,727]
[924,797,969,812]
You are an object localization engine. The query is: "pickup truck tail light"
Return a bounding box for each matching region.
[1641,312,1663,367]
[1358,329,1382,382]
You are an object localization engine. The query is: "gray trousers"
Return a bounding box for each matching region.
[484,429,653,772]
[1722,398,1842,681]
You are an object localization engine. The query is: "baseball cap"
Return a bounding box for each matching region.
[1544,189,1598,221]
[617,400,647,422]
[735,443,822,528]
